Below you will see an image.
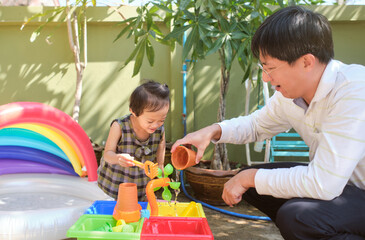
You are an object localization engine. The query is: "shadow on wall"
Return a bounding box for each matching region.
[0,62,69,108]
[0,20,73,109]
[0,10,172,146]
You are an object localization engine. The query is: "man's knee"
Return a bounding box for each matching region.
[276,200,302,239]
[276,199,337,240]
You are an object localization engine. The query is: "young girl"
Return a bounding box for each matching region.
[97,80,170,201]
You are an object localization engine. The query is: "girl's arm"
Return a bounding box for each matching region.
[156,132,166,171]
[103,121,134,167]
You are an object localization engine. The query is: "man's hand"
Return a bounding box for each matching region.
[222,169,258,207]
[171,124,222,164]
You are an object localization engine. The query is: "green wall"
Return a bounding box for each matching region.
[0,6,179,145]
[1,5,365,164]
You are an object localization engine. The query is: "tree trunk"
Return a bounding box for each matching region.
[66,0,87,122]
[210,51,230,170]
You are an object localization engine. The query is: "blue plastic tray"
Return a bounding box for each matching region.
[85,200,148,215]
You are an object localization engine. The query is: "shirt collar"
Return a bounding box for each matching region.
[311,59,339,103]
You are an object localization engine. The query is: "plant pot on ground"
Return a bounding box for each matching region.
[184,160,241,206]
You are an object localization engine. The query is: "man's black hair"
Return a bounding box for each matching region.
[251,6,334,64]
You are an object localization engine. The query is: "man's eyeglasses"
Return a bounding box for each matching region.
[257,62,285,79]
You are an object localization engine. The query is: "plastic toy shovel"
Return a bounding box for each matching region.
[132,159,158,179]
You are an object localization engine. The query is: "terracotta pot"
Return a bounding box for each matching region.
[171,146,197,170]
[113,183,141,223]
[184,161,239,206]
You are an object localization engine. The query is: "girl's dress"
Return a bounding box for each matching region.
[97,114,164,200]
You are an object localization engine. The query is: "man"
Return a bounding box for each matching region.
[172,6,365,239]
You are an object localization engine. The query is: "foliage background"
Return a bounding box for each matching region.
[0,5,365,164]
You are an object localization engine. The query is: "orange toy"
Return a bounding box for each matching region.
[146,177,170,216]
[132,159,159,179]
[113,183,141,223]
[171,145,197,170]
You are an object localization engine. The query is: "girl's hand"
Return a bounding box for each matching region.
[117,153,135,167]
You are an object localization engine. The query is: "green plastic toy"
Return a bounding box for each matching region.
[168,181,181,190]
[152,164,181,201]
[164,164,174,176]
[162,186,172,201]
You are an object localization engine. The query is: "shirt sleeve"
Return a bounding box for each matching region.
[256,79,365,200]
[216,92,292,145]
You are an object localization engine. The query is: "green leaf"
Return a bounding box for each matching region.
[122,40,143,70]
[149,29,156,39]
[224,40,233,70]
[206,31,222,38]
[164,25,190,41]
[219,17,230,32]
[237,39,249,63]
[182,25,198,61]
[21,6,64,30]
[91,0,96,6]
[195,39,206,59]
[146,39,155,66]
[183,10,195,21]
[114,25,132,43]
[154,4,173,13]
[133,37,146,77]
[230,39,239,51]
[206,36,224,56]
[250,11,260,20]
[206,0,220,19]
[196,0,204,8]
[146,12,153,31]
[148,5,159,15]
[241,61,252,83]
[198,25,212,48]
[231,31,248,40]
[150,21,164,35]
[134,28,146,38]
[229,21,238,32]
[179,0,191,11]
[199,23,215,32]
[116,17,137,25]
[135,15,142,30]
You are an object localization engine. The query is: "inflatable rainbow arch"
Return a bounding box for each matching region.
[0,102,98,181]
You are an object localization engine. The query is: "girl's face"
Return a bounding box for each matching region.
[132,104,169,134]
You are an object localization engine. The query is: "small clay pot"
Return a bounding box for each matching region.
[171,146,197,170]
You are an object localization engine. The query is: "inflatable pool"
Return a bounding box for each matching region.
[0,102,109,239]
[0,174,110,240]
[0,102,98,180]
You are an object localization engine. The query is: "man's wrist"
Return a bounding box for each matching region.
[209,123,222,141]
[240,168,258,189]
